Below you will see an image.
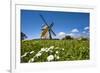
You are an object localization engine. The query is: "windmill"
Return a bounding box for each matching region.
[40,14,56,39]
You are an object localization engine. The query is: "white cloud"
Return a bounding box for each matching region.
[71,28,79,32]
[66,33,74,36]
[58,32,66,39]
[84,26,89,30]
[57,31,82,39]
[66,33,81,38]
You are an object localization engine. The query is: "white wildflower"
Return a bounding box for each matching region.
[21,52,28,58]
[62,48,64,51]
[56,56,60,59]
[47,55,54,61]
[47,48,51,51]
[41,48,46,52]
[55,47,59,49]
[30,51,34,54]
[35,52,42,57]
[49,46,54,49]
[45,48,50,52]
[45,50,49,52]
[56,51,59,54]
[54,54,60,59]
[28,58,34,63]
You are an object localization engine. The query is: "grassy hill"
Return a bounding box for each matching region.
[21,39,89,63]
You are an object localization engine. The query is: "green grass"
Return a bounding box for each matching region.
[21,39,89,63]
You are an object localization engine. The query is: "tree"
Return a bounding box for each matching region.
[79,37,88,41]
[62,35,73,40]
[21,32,27,40]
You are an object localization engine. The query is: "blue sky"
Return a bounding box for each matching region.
[21,9,90,39]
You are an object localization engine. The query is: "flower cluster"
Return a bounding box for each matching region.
[21,52,28,58]
[21,46,65,63]
[47,55,54,61]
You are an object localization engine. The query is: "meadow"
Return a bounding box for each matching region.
[21,39,89,63]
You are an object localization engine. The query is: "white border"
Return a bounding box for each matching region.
[11,4,96,73]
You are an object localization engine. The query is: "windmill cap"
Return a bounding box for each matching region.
[42,25,48,29]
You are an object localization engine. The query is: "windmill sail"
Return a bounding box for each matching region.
[40,14,56,39]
